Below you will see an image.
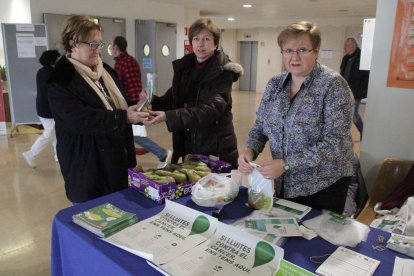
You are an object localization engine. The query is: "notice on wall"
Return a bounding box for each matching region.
[387,0,414,89]
[34,37,48,46]
[16,33,35,58]
[0,81,6,135]
[142,58,152,69]
[319,49,333,59]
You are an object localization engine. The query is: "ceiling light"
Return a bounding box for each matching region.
[243,4,252,8]
[227,17,235,21]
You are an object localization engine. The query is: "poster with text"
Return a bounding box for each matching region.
[387,0,414,89]
[159,222,284,276]
[104,200,218,265]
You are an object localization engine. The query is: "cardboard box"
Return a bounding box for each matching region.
[128,169,192,204]
[184,154,232,173]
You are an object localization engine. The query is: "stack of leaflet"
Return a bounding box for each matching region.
[229,199,312,247]
[72,203,138,238]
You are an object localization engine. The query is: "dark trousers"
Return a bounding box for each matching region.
[353,99,364,139]
[288,176,352,214]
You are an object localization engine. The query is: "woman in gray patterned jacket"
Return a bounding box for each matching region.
[238,21,354,213]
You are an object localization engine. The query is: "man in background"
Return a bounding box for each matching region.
[340,37,370,140]
[22,50,60,168]
[112,36,172,168]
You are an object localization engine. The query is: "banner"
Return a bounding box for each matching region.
[105,200,284,275]
[387,0,414,88]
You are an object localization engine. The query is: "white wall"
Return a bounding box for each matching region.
[360,0,414,190]
[221,29,239,89]
[29,0,198,59]
[234,24,363,93]
[0,0,31,65]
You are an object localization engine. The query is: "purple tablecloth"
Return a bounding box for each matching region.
[51,188,410,275]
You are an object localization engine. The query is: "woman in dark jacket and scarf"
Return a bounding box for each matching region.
[148,18,243,169]
[48,15,148,203]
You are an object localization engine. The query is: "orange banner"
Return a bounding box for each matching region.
[387,0,414,88]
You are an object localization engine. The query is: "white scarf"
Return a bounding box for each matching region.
[67,55,128,110]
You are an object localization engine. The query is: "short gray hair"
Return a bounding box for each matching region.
[345,37,359,47]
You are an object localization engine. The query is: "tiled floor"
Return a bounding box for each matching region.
[0,90,362,275]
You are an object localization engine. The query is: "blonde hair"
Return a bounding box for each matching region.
[61,15,103,53]
[277,21,321,50]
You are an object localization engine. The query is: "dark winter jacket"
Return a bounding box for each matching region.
[36,65,54,118]
[152,50,243,168]
[48,56,136,203]
[340,48,370,99]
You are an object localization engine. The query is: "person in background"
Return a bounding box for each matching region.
[112,36,172,168]
[340,37,370,140]
[146,18,243,169]
[238,21,354,213]
[48,15,148,204]
[22,49,60,168]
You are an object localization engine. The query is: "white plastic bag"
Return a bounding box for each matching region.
[247,165,273,210]
[302,210,370,247]
[191,173,240,207]
[371,196,414,236]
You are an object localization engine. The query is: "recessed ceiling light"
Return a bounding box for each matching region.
[227,17,235,21]
[243,4,252,8]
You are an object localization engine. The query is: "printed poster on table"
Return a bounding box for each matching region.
[157,222,284,276]
[387,0,414,89]
[104,200,218,264]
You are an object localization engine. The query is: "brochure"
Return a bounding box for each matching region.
[244,217,302,237]
[316,246,380,276]
[387,233,414,258]
[72,203,138,238]
[104,200,284,275]
[265,198,311,220]
[275,259,316,276]
[157,222,284,276]
[392,256,414,276]
[104,200,218,264]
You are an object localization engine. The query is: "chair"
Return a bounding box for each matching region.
[356,158,414,225]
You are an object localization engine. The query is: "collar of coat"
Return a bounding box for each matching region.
[51,56,115,86]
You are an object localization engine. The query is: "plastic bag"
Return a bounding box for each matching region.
[371,196,414,236]
[302,210,370,247]
[191,173,240,207]
[247,165,273,210]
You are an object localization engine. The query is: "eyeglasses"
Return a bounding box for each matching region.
[281,48,314,57]
[79,41,105,50]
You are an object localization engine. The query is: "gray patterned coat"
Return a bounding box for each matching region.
[246,63,354,198]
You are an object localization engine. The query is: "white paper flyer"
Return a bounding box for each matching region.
[266,198,311,220]
[104,200,218,264]
[158,222,284,276]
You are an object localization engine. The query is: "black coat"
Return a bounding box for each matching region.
[36,65,54,118]
[340,48,370,99]
[152,51,243,168]
[48,57,136,203]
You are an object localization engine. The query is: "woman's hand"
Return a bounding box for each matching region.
[256,159,285,180]
[126,105,150,124]
[143,111,166,125]
[238,148,255,174]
